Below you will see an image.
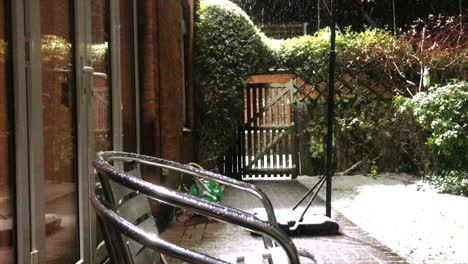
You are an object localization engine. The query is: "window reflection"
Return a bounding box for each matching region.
[0,0,14,263]
[91,0,112,153]
[40,0,79,263]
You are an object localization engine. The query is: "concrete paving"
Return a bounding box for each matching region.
[161,180,408,264]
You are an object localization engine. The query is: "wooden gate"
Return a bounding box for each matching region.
[238,75,299,180]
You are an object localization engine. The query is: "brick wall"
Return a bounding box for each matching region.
[139,0,161,181]
[120,0,137,155]
[139,0,196,188]
[157,0,185,189]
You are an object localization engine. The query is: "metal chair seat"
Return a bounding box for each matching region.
[92,151,316,264]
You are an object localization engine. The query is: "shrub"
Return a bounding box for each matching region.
[387,111,432,174]
[395,82,468,196]
[91,43,108,72]
[41,35,72,68]
[395,81,468,171]
[426,170,468,197]
[195,0,275,167]
[305,91,429,174]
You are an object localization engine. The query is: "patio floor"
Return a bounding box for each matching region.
[161,180,408,264]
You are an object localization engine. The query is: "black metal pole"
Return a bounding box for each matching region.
[392,0,397,35]
[292,174,326,210]
[298,176,327,222]
[317,0,321,31]
[460,0,463,26]
[325,0,336,218]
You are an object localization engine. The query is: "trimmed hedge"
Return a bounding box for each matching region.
[195,0,274,166]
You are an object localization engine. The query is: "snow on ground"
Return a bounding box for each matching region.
[298,174,468,264]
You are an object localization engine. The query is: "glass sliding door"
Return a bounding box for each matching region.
[39,0,79,263]
[1,0,129,262]
[0,0,15,263]
[91,0,113,153]
[84,0,129,260]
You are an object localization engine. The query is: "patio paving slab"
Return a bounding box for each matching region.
[161,180,408,264]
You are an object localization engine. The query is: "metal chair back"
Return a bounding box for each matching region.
[92,151,302,264]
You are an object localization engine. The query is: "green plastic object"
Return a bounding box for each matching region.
[189,179,224,202]
[423,67,431,88]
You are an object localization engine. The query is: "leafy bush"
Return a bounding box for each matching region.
[395,82,468,171]
[40,35,108,70]
[426,171,468,197]
[41,35,72,68]
[91,43,108,72]
[305,91,429,174]
[395,82,468,196]
[387,111,432,173]
[195,0,274,167]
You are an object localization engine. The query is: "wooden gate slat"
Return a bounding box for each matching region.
[289,80,299,176]
[275,89,281,174]
[246,87,289,125]
[252,86,257,170]
[244,166,296,175]
[271,87,278,171]
[246,129,289,169]
[238,76,298,180]
[265,87,270,172]
[259,86,264,173]
[278,88,285,172]
[243,125,294,130]
[283,89,290,176]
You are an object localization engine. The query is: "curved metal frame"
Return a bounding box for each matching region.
[91,195,228,264]
[98,151,280,247]
[93,151,300,264]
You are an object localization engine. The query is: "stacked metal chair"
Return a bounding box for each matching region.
[91,151,316,264]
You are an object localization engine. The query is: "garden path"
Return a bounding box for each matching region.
[161,180,408,264]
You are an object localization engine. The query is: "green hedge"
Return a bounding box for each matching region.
[276,28,414,90]
[195,0,274,167]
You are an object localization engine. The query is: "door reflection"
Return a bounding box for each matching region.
[91,0,112,153]
[40,0,79,263]
[0,0,14,263]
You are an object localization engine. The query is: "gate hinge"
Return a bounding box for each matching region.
[30,250,39,264]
